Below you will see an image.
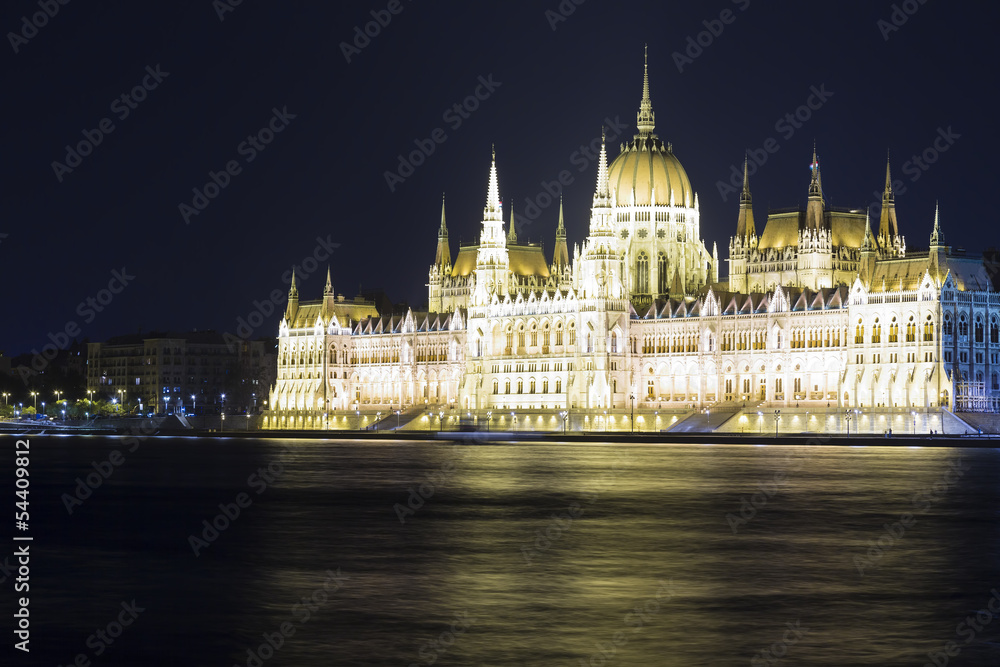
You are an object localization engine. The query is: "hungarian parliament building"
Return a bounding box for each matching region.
[266,56,999,428]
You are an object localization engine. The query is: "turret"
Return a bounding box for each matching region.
[805,144,825,232]
[507,201,518,245]
[636,44,655,137]
[434,193,451,269]
[735,154,756,241]
[860,210,877,285]
[553,196,569,269]
[878,154,899,244]
[285,269,299,322]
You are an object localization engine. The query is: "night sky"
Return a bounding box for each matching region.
[1,0,996,356]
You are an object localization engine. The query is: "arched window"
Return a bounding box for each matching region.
[855,319,865,345]
[636,252,649,294]
[925,315,935,342]
[657,252,668,294]
[959,314,968,337]
[543,379,549,394]
[992,317,999,344]
[505,380,510,394]
[992,372,998,391]
[611,332,618,353]
[529,379,535,394]
[975,316,984,343]
[493,380,498,394]
[556,379,562,394]
[517,379,523,394]
[943,314,953,337]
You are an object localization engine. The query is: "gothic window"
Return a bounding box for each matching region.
[493,380,498,394]
[505,380,510,394]
[975,316,984,343]
[530,324,538,347]
[530,379,536,394]
[959,314,968,337]
[992,317,999,344]
[657,229,666,239]
[889,319,898,343]
[993,373,999,391]
[636,252,650,294]
[872,319,881,344]
[517,379,523,394]
[943,314,953,337]
[569,324,576,346]
[620,229,629,239]
[855,320,864,345]
[926,315,935,342]
[611,332,618,353]
[637,228,648,238]
[657,252,668,294]
[556,379,562,393]
[543,380,549,394]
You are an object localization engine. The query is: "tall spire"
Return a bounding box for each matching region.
[553,195,569,268]
[805,143,825,231]
[507,201,518,244]
[289,268,298,298]
[878,152,899,241]
[434,193,452,268]
[735,154,756,240]
[593,127,610,206]
[485,144,501,218]
[636,45,656,137]
[324,266,333,295]
[930,201,944,246]
[285,268,299,321]
[808,142,823,198]
[862,209,875,251]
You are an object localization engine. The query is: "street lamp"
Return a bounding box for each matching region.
[511,410,516,432]
[2,392,9,408]
[164,397,169,415]
[912,410,916,435]
[630,393,635,433]
[845,409,852,436]
[774,409,781,438]
[30,391,37,412]
[758,411,763,434]
[560,410,568,434]
[486,410,492,432]
[55,390,62,404]
[192,394,197,416]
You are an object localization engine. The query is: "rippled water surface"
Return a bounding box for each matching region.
[9,436,1000,665]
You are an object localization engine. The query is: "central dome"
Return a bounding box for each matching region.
[607,135,693,208]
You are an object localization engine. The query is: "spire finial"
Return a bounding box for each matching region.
[931,200,944,245]
[289,268,298,296]
[741,152,752,203]
[594,127,610,203]
[636,47,655,136]
[440,192,448,232]
[809,143,822,198]
[485,148,501,216]
[507,200,517,244]
[324,266,333,295]
[557,195,565,233]
[883,152,893,198]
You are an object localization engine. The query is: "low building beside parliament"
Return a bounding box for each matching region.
[265,54,1000,430]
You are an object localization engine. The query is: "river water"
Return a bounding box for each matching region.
[6,435,1000,666]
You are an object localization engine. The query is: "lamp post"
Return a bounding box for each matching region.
[560,410,568,434]
[55,390,62,405]
[395,409,401,430]
[1,392,8,409]
[758,411,763,434]
[774,409,781,438]
[845,409,852,436]
[192,394,197,416]
[511,411,516,433]
[630,393,635,433]
[912,410,916,435]
[221,393,226,431]
[164,397,169,416]
[486,410,492,432]
[30,391,37,412]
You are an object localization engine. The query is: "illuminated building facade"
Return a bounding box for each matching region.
[267,55,999,427]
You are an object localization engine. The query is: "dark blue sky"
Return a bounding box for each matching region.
[1,0,996,355]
